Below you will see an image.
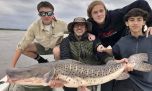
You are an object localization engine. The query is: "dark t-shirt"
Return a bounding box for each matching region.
[113,35,152,91]
[88,0,152,47]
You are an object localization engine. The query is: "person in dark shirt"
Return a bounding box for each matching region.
[112,8,152,91]
[60,17,112,91]
[87,0,152,47]
[87,1,152,91]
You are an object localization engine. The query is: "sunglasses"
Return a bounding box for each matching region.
[39,11,54,17]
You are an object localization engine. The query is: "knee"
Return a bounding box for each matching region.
[21,44,36,55]
[53,46,60,60]
[21,49,28,55]
[53,46,60,55]
[21,46,31,55]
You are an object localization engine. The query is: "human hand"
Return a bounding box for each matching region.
[125,62,134,72]
[115,58,134,72]
[97,45,112,53]
[78,86,90,91]
[97,45,105,52]
[10,65,15,68]
[146,26,152,37]
[115,58,128,63]
[6,76,15,83]
[49,80,65,88]
[88,33,95,41]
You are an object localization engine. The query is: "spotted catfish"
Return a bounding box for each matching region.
[6,53,152,88]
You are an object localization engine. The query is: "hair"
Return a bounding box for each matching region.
[87,0,107,18]
[68,17,92,33]
[37,1,54,12]
[124,8,149,22]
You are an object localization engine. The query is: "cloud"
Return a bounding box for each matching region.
[0,1,16,15]
[0,0,152,29]
[52,0,91,23]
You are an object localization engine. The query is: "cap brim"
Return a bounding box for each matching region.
[68,21,92,32]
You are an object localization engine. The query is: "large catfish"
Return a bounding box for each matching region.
[6,53,152,88]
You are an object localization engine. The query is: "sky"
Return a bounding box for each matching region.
[0,0,152,30]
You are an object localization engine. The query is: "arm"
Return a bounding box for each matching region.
[112,43,122,60]
[11,49,22,68]
[94,38,112,55]
[11,24,35,67]
[115,0,152,16]
[63,22,68,34]
[17,23,35,51]
[60,37,71,59]
[97,45,112,55]
[125,0,152,36]
[112,0,152,27]
[115,58,134,72]
[122,0,152,26]
[93,39,114,63]
[88,33,95,41]
[93,38,108,53]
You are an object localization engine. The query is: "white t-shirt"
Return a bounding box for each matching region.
[44,24,52,32]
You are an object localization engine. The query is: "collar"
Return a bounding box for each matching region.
[69,32,89,41]
[128,34,146,39]
[40,19,55,31]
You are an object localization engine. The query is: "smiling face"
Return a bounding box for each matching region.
[38,7,54,25]
[73,22,87,37]
[125,16,145,35]
[91,4,106,24]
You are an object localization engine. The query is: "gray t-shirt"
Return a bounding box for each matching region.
[113,35,152,91]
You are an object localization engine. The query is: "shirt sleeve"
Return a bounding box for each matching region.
[112,42,122,60]
[17,23,35,51]
[60,37,71,59]
[111,0,152,25]
[120,0,152,26]
[93,38,101,53]
[60,21,68,34]
[114,0,151,14]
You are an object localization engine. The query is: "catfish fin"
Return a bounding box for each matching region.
[116,72,129,80]
[43,71,56,83]
[134,62,152,72]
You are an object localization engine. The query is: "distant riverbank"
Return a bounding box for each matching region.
[0,28,26,31]
[0,30,36,78]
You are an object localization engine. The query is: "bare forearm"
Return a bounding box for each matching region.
[97,45,113,55]
[11,49,22,67]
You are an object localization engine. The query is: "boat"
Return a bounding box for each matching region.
[0,76,9,91]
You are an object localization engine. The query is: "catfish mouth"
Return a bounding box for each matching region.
[7,75,24,83]
[6,68,33,82]
[6,74,30,83]
[6,73,33,84]
[8,77,45,86]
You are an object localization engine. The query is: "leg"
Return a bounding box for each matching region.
[63,86,77,91]
[100,80,114,91]
[22,43,37,58]
[53,45,60,61]
[88,85,98,91]
[22,43,48,63]
[113,79,142,91]
[17,85,53,91]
